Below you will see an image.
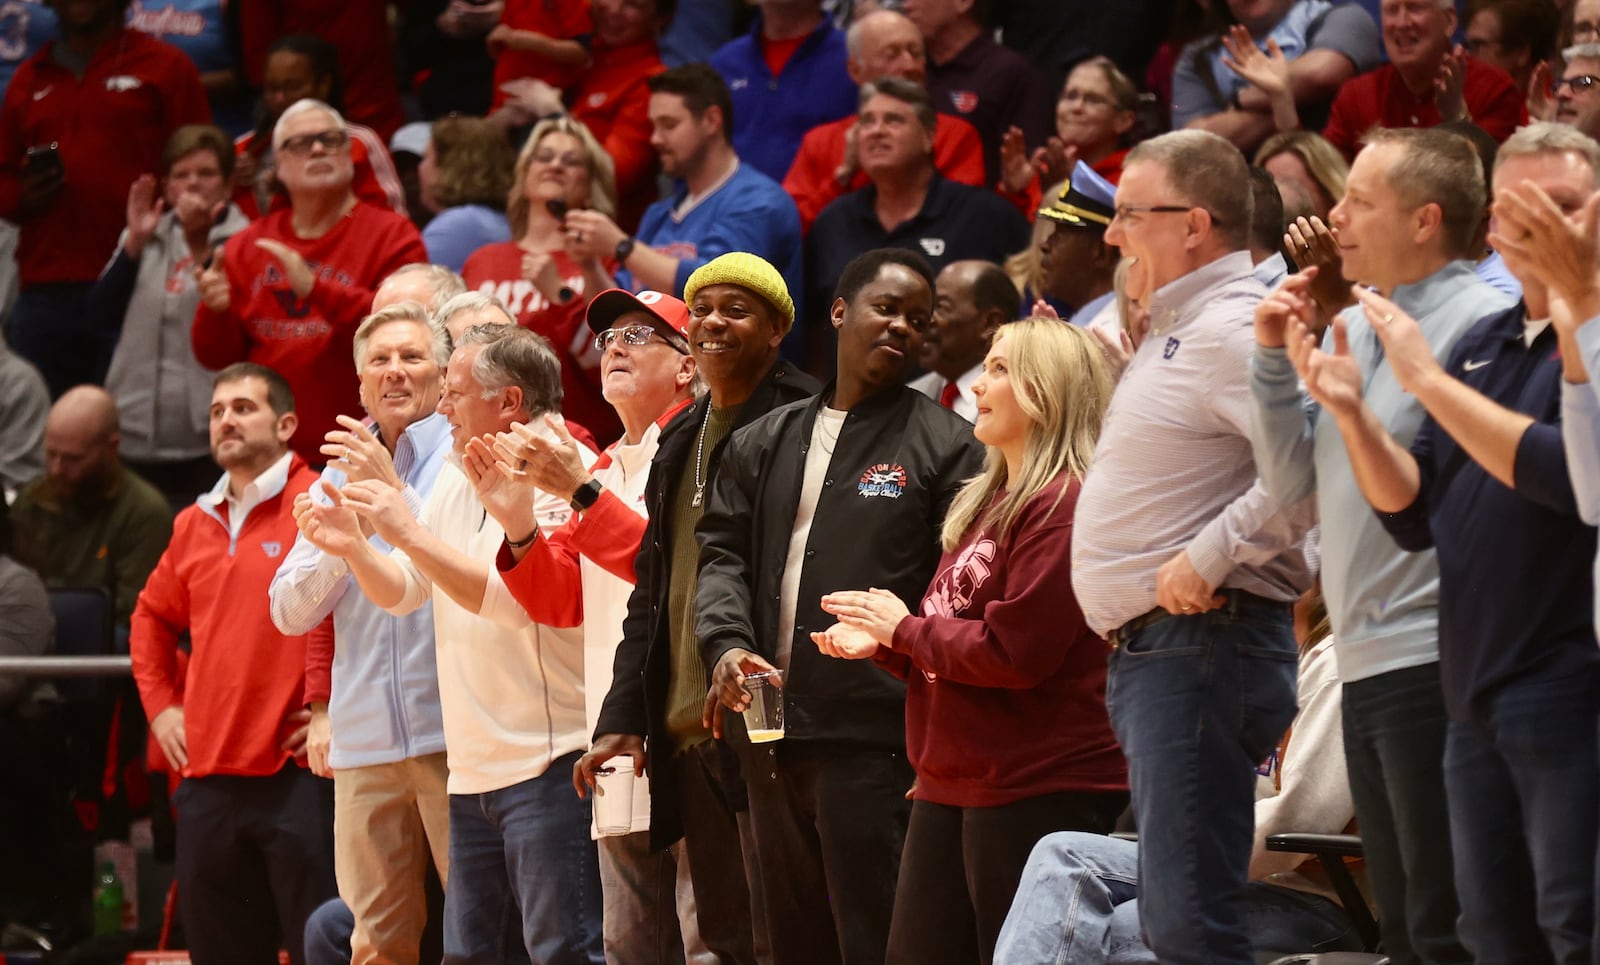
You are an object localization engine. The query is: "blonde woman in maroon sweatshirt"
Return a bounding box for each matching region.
[814,316,1129,965]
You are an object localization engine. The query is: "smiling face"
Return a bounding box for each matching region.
[971,332,1028,451]
[1556,57,1600,136]
[521,130,593,211]
[1103,159,1198,292]
[358,319,444,441]
[1380,0,1455,76]
[164,147,228,211]
[435,343,507,453]
[1328,141,1420,291]
[1055,62,1135,157]
[687,283,784,394]
[834,262,931,390]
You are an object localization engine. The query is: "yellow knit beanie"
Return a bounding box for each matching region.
[683,252,795,327]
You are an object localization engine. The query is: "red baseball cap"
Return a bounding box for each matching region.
[586,289,691,348]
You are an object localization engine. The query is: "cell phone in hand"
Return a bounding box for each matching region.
[545,198,569,220]
[25,142,62,179]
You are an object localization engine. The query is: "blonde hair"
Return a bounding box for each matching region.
[1004,179,1065,299]
[939,318,1113,551]
[1253,130,1350,213]
[507,117,618,237]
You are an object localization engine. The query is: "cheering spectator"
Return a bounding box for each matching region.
[0,0,209,398]
[816,318,1127,965]
[1174,0,1381,152]
[85,124,249,505]
[1253,129,1349,220]
[997,56,1141,206]
[697,248,984,965]
[710,0,858,182]
[903,0,1052,184]
[239,0,405,141]
[487,0,591,111]
[192,100,428,466]
[1320,0,1526,157]
[1555,44,1600,138]
[463,116,624,445]
[908,260,1017,422]
[232,34,407,220]
[131,363,333,965]
[1464,0,1558,97]
[561,65,806,356]
[572,0,670,231]
[418,117,514,273]
[808,79,1030,361]
[784,9,987,234]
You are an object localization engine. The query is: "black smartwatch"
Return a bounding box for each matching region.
[614,236,636,265]
[570,478,603,513]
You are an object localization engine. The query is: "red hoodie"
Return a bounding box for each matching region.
[878,473,1126,807]
[571,39,664,232]
[131,454,320,778]
[191,203,427,464]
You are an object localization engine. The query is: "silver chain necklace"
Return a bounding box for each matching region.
[691,405,713,508]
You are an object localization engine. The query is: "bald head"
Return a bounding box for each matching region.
[44,386,121,499]
[925,259,1016,379]
[372,263,467,314]
[846,10,926,86]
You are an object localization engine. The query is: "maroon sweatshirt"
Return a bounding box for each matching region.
[879,472,1126,807]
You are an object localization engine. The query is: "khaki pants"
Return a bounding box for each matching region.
[333,752,451,965]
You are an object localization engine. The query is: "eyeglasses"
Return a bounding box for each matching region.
[1552,74,1600,96]
[593,324,688,354]
[1111,204,1224,227]
[277,130,350,156]
[1060,89,1115,109]
[1576,21,1600,42]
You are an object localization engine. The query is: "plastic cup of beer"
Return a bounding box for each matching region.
[741,670,784,743]
[593,757,636,836]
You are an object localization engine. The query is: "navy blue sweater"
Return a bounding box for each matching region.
[1380,305,1598,720]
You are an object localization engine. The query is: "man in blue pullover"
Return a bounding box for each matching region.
[1273,121,1600,965]
[1251,126,1514,965]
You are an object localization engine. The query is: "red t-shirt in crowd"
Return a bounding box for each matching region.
[461,243,623,445]
[491,0,593,110]
[1322,57,1526,158]
[784,112,988,234]
[238,0,405,141]
[878,473,1127,807]
[131,454,321,779]
[0,29,210,287]
[571,39,664,232]
[191,202,427,464]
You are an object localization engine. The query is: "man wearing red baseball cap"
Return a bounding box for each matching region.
[470,288,713,964]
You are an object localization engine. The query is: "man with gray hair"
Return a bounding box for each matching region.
[193,98,426,467]
[435,290,517,348]
[808,76,1029,364]
[1555,43,1600,138]
[270,291,455,965]
[295,323,603,964]
[1253,126,1515,963]
[1286,121,1598,963]
[1072,128,1316,965]
[371,263,467,314]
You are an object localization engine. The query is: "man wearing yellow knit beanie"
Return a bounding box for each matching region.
[578,252,819,965]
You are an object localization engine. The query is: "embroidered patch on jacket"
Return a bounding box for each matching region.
[857,462,907,499]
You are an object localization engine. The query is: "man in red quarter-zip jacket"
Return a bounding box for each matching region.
[131,362,334,965]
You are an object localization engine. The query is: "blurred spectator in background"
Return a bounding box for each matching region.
[1555,43,1600,138]
[711,0,858,182]
[903,0,1052,184]
[908,259,1017,422]
[418,117,514,273]
[487,0,591,112]
[192,100,427,466]
[1173,0,1382,152]
[0,0,209,398]
[0,0,55,101]
[240,0,405,141]
[0,336,47,498]
[126,0,248,134]
[463,116,625,445]
[784,8,986,234]
[996,56,1142,217]
[1034,161,1119,326]
[11,386,171,636]
[660,0,736,65]
[86,123,249,506]
[1464,0,1558,98]
[232,34,407,220]
[401,0,499,119]
[572,0,669,232]
[1253,129,1349,220]
[993,0,1168,95]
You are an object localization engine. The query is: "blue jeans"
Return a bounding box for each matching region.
[993,832,1361,964]
[1445,668,1599,964]
[443,752,604,965]
[1103,597,1298,965]
[1342,662,1468,965]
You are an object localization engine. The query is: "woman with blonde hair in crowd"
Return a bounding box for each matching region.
[814,318,1129,965]
[462,116,625,443]
[418,116,515,272]
[1253,129,1349,221]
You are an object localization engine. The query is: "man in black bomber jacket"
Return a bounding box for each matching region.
[580,253,820,965]
[697,248,985,965]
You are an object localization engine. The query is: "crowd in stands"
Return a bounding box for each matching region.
[2,1,1600,965]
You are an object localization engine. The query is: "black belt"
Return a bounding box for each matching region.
[1106,589,1290,649]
